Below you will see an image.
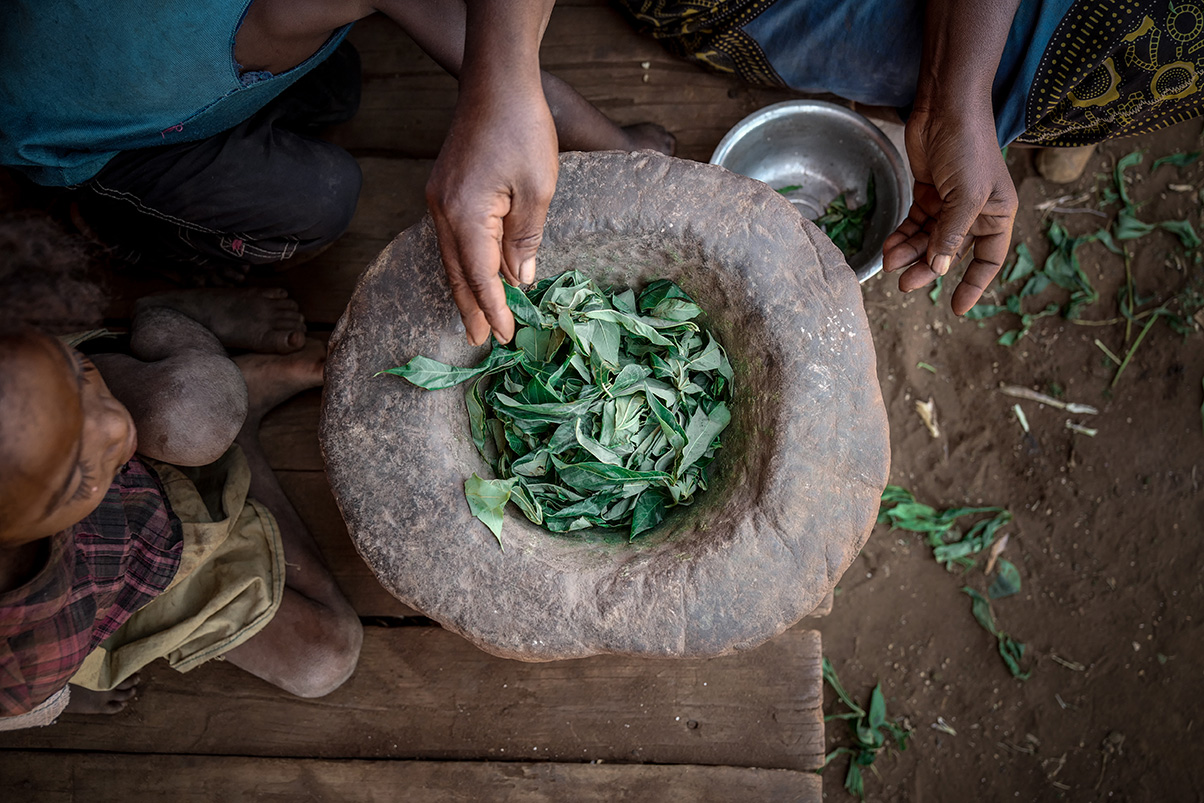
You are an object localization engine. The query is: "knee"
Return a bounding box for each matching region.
[288,147,362,252]
[131,355,247,465]
[289,609,363,699]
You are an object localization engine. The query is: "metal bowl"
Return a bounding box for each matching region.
[711,100,911,282]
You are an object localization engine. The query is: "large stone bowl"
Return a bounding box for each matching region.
[320,151,889,662]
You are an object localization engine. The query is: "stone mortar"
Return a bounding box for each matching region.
[321,151,890,661]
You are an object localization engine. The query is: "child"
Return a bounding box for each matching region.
[0,216,362,728]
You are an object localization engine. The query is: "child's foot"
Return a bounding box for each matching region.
[622,123,677,156]
[64,675,140,715]
[137,288,306,354]
[233,338,326,425]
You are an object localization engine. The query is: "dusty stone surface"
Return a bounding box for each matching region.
[320,151,889,661]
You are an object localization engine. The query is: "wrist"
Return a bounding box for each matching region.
[913,0,1020,118]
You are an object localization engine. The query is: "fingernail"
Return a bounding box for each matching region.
[520,257,535,285]
[932,254,952,276]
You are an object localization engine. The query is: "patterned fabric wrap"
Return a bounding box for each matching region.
[1018,0,1204,145]
[613,0,1204,146]
[0,458,183,717]
[612,0,786,86]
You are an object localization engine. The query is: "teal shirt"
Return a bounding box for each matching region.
[0,1,351,186]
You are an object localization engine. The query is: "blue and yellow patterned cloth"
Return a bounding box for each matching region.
[614,1,1204,147]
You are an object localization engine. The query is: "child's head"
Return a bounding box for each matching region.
[0,214,128,545]
[0,332,136,546]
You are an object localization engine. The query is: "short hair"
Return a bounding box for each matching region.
[0,214,107,336]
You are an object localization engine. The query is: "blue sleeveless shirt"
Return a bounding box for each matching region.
[0,1,351,186]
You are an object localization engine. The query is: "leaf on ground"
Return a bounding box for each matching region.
[1151,150,1201,172]
[988,558,1022,599]
[1158,219,1202,249]
[1001,243,1036,284]
[963,587,1031,679]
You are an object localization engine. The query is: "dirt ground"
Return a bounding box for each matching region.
[816,121,1204,801]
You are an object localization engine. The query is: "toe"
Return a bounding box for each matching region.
[262,287,289,299]
[115,674,141,691]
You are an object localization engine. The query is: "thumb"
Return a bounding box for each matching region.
[926,186,984,277]
[501,187,553,287]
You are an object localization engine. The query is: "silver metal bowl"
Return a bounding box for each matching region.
[711,100,911,282]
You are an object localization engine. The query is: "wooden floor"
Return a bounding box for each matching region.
[0,5,830,800]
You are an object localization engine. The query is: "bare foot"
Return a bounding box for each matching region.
[64,675,141,715]
[137,288,306,354]
[623,123,677,156]
[233,338,326,424]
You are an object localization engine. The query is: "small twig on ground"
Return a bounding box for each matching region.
[999,385,1099,414]
[1067,421,1099,437]
[931,717,957,736]
[1112,309,1165,387]
[1013,404,1030,433]
[1070,309,1157,326]
[1094,338,1123,366]
[1050,653,1086,671]
[1050,206,1108,217]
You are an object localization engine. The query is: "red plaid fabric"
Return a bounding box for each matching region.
[0,457,183,717]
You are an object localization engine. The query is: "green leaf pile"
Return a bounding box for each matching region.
[821,657,910,800]
[816,175,877,259]
[777,175,876,260]
[380,271,734,545]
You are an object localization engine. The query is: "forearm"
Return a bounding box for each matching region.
[915,0,1022,116]
[460,0,554,98]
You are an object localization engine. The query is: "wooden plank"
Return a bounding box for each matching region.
[0,627,825,772]
[274,468,416,618]
[0,753,822,803]
[280,156,432,326]
[334,9,807,163]
[260,391,325,472]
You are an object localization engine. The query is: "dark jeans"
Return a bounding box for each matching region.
[76,42,363,275]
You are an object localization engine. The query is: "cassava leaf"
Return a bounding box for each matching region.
[504,282,546,329]
[380,271,733,545]
[1151,150,1201,171]
[378,349,523,390]
[465,474,517,546]
[988,558,1022,599]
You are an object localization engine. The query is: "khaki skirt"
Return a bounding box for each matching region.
[71,446,285,691]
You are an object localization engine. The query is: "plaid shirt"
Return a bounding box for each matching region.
[0,457,183,717]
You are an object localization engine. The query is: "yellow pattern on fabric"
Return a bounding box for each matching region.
[613,0,784,87]
[1020,1,1204,146]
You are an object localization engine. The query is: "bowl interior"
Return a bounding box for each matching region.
[711,101,909,281]
[443,232,779,567]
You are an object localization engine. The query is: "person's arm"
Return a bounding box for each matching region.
[421,0,558,346]
[881,0,1022,315]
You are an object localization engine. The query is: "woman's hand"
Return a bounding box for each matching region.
[423,0,557,346]
[426,77,557,345]
[882,104,1018,316]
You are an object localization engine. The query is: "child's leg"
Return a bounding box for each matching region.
[221,342,363,698]
[377,0,676,155]
[93,289,307,466]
